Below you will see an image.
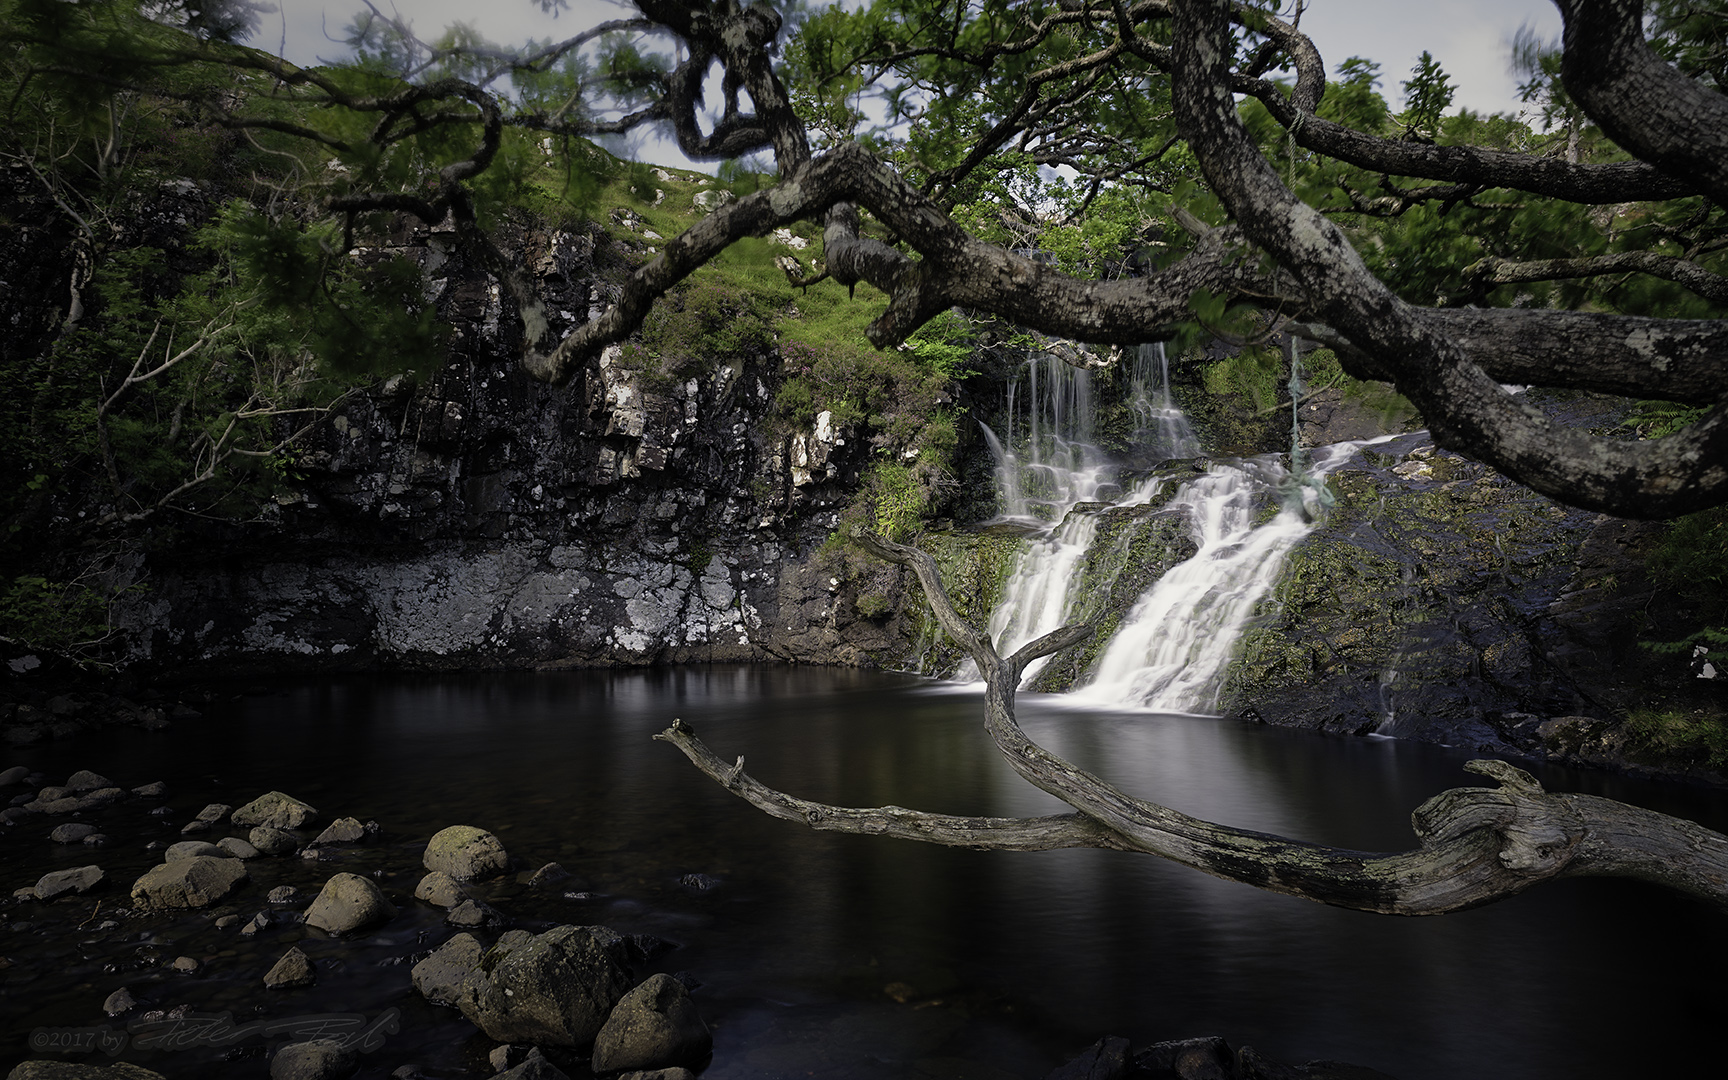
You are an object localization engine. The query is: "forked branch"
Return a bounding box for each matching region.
[660,531,1728,915]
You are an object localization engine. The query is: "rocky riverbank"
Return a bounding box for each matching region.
[3,759,1409,1080]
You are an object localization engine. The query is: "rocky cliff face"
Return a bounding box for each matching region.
[109,220,916,675]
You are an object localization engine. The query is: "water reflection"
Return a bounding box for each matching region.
[3,667,1724,1080]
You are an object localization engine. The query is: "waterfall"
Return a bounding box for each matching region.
[964,337,1376,713]
[1130,342,1201,461]
[1072,442,1359,713]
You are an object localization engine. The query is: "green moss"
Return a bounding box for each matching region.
[1625,707,1728,769]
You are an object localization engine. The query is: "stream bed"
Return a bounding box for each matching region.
[4,666,1726,1079]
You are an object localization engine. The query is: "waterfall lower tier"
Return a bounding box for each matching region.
[1072,444,1362,712]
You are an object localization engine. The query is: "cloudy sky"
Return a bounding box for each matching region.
[260,0,1566,165]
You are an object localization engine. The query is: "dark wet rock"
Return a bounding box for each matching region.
[312,816,369,846]
[64,770,112,792]
[130,856,247,909]
[264,946,316,989]
[410,932,481,1005]
[1047,1036,1130,1080]
[180,803,232,834]
[81,833,108,847]
[215,914,243,929]
[1133,1037,1236,1080]
[166,840,225,861]
[1,807,34,825]
[1235,1046,1401,1079]
[218,837,262,859]
[240,911,274,936]
[268,1037,358,1080]
[6,1062,169,1078]
[445,898,501,929]
[232,791,319,830]
[304,872,396,935]
[130,781,168,798]
[495,1048,571,1080]
[0,766,28,785]
[456,925,634,1046]
[103,986,141,1016]
[413,871,465,908]
[35,865,105,900]
[423,825,509,881]
[28,787,124,814]
[49,823,96,844]
[615,1070,697,1080]
[527,862,569,886]
[677,873,721,892]
[169,956,199,974]
[268,885,305,904]
[590,972,713,1073]
[250,826,300,856]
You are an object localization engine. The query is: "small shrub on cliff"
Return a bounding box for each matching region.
[621,280,773,386]
[1625,707,1728,770]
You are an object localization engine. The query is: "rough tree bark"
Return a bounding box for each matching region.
[657,532,1728,914]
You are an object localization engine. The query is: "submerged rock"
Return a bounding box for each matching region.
[180,802,231,834]
[495,1048,571,1080]
[1047,1036,1130,1080]
[165,840,225,861]
[304,873,396,935]
[312,817,369,846]
[269,1037,357,1080]
[456,925,634,1046]
[35,865,105,900]
[49,823,96,844]
[590,973,712,1073]
[412,870,465,908]
[130,856,247,909]
[250,826,300,856]
[231,791,319,830]
[264,946,317,989]
[422,825,509,881]
[410,933,482,1005]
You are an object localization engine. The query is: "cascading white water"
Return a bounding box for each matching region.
[1072,442,1361,713]
[963,347,1185,682]
[966,337,1382,711]
[1130,342,1201,461]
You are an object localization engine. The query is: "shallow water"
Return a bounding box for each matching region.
[4,666,1726,1079]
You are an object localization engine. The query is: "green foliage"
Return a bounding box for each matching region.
[1203,347,1285,415]
[1398,51,1455,141]
[1649,504,1728,601]
[620,279,775,387]
[0,571,133,658]
[1623,401,1707,439]
[868,463,927,542]
[1625,706,1728,770]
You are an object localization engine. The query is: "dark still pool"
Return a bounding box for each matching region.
[4,667,1726,1079]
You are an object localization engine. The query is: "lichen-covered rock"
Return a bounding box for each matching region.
[250,826,300,856]
[232,791,319,830]
[268,1038,357,1080]
[165,840,225,861]
[34,865,104,900]
[422,825,508,881]
[312,817,368,845]
[494,1048,571,1080]
[63,769,113,792]
[590,973,712,1073]
[304,873,396,935]
[456,925,634,1046]
[130,856,247,909]
[264,946,316,989]
[410,933,481,1005]
[180,802,231,834]
[412,870,465,907]
[218,836,261,859]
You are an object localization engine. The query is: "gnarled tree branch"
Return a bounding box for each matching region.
[658,530,1728,914]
